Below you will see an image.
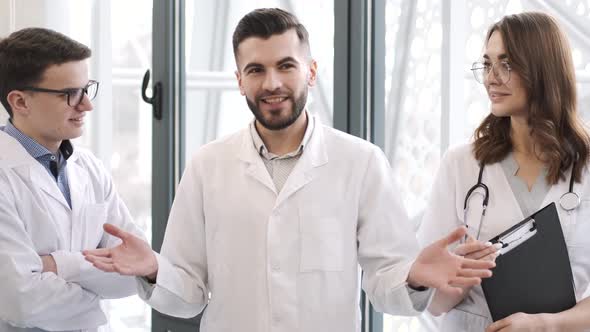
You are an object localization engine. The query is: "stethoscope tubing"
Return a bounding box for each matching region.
[463,161,579,240]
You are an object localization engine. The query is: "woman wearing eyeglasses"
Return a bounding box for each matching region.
[417,12,590,332]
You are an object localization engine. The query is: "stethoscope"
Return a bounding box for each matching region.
[463,161,580,240]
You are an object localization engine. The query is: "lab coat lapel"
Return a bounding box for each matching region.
[30,163,71,210]
[539,167,571,210]
[539,166,577,241]
[275,125,328,207]
[237,129,278,195]
[478,162,524,240]
[65,155,89,250]
[0,131,71,210]
[66,155,89,215]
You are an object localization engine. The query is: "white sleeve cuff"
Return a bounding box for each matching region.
[136,252,207,318]
[136,252,181,302]
[406,284,435,312]
[51,251,83,281]
[136,276,156,300]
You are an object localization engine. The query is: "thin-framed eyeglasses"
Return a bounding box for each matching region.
[20,80,100,107]
[471,61,511,85]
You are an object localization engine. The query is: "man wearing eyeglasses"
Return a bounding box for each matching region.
[0,28,144,332]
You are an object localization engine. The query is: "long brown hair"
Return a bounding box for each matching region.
[473,12,590,184]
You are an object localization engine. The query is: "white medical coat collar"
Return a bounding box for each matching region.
[0,130,87,211]
[249,110,315,159]
[238,115,328,205]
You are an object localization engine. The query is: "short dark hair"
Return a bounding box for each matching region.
[232,8,310,58]
[0,27,91,117]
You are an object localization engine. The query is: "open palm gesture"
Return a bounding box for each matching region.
[83,223,158,280]
[408,227,495,294]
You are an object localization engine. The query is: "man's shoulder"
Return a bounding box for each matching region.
[185,128,246,167]
[0,130,27,167]
[195,129,245,156]
[71,146,101,165]
[319,125,381,156]
[69,146,111,178]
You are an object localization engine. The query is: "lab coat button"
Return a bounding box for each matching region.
[272,263,280,271]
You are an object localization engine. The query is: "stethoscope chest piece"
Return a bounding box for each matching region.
[560,191,580,211]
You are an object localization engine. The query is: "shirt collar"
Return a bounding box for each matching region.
[4,120,74,160]
[249,111,315,159]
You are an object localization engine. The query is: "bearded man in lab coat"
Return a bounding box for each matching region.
[0,28,145,331]
[84,8,494,332]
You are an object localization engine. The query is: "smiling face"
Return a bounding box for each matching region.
[235,29,317,131]
[9,60,93,151]
[483,30,529,119]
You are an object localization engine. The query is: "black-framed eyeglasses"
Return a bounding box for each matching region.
[20,80,99,107]
[471,61,512,85]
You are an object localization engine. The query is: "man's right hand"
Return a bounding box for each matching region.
[83,223,158,282]
[422,231,500,316]
[407,227,496,295]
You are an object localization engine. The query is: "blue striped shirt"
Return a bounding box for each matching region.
[3,121,72,208]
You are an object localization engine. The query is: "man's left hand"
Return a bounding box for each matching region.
[485,312,558,332]
[407,227,495,295]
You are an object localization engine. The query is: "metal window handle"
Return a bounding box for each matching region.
[142,69,163,120]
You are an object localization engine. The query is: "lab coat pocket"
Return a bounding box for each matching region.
[299,217,344,272]
[84,203,109,247]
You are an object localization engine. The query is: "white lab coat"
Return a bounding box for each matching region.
[138,119,427,332]
[417,143,590,332]
[0,130,145,332]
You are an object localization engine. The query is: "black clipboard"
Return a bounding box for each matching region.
[481,203,576,321]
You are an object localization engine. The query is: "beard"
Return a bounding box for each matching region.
[246,87,308,131]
